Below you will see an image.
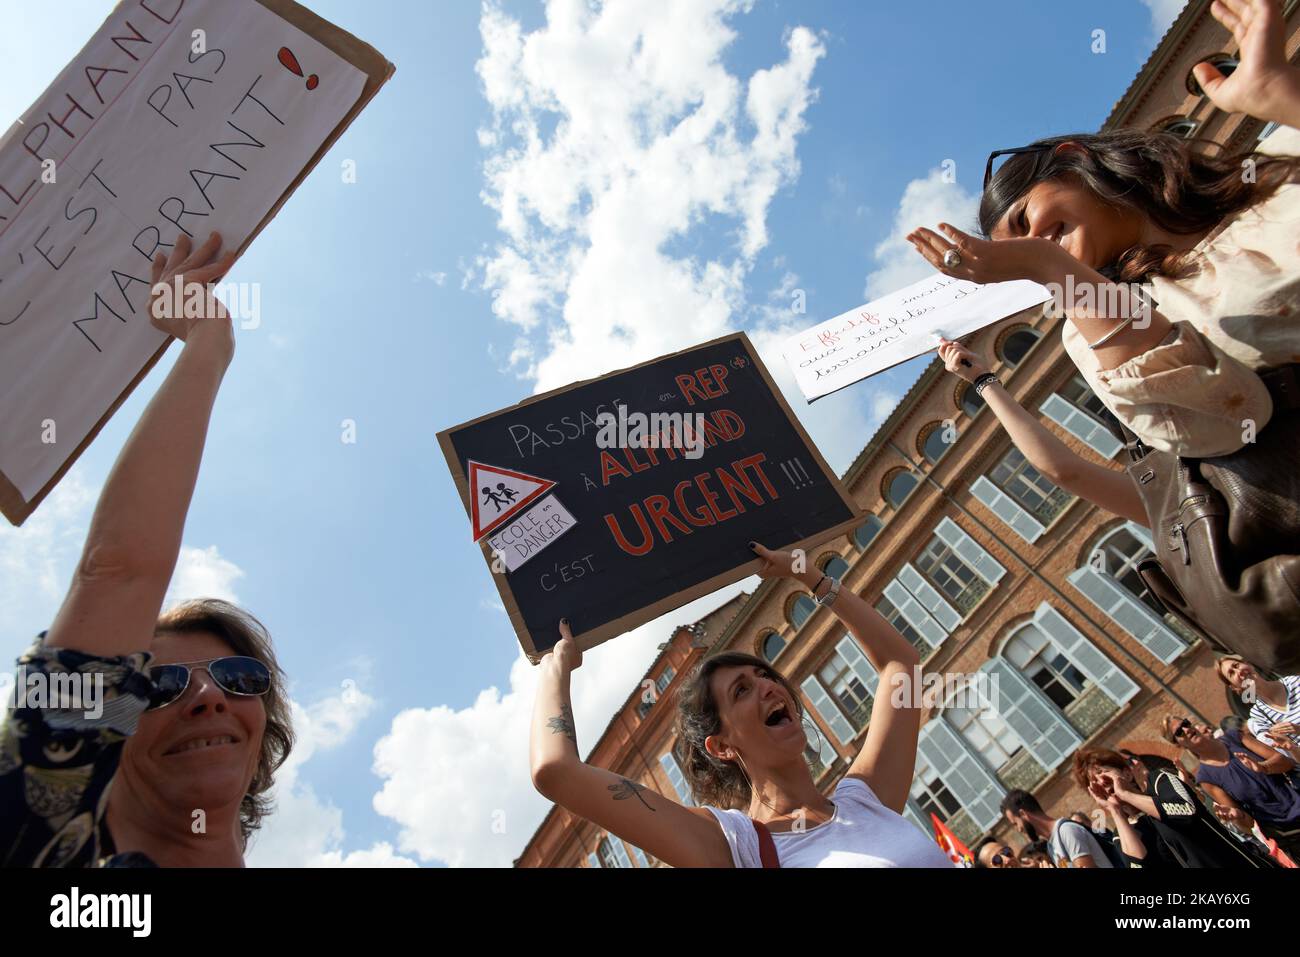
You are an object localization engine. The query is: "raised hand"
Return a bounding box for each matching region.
[548,618,584,672]
[907,223,1065,286]
[1195,0,1300,126]
[149,231,237,361]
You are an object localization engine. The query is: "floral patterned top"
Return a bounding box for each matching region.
[1,638,156,867]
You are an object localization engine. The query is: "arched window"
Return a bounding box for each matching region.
[1002,621,1090,711]
[820,554,850,579]
[959,384,984,418]
[854,514,883,549]
[999,328,1041,367]
[1187,54,1238,96]
[760,630,786,662]
[1155,116,1198,138]
[789,594,816,630]
[886,470,919,508]
[1091,525,1162,616]
[921,423,951,463]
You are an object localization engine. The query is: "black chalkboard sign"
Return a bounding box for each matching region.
[437,333,861,662]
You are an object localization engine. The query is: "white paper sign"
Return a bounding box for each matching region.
[0,0,367,503]
[781,274,1051,402]
[486,494,578,573]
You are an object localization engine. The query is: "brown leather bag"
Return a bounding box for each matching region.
[1123,365,1300,673]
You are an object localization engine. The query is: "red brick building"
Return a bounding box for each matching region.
[516,0,1300,867]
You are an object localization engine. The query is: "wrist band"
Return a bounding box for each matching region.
[1086,315,1135,350]
[972,373,1000,396]
[815,577,841,607]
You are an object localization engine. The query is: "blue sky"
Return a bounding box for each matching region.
[0,0,1182,866]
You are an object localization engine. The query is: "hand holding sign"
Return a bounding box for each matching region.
[935,337,990,384]
[148,231,237,362]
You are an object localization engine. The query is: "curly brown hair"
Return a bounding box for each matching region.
[671,651,808,809]
[978,129,1300,282]
[154,599,293,846]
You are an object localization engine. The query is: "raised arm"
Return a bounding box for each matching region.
[44,233,236,657]
[937,338,1147,526]
[1239,726,1297,774]
[749,544,921,813]
[1195,0,1300,130]
[529,623,732,868]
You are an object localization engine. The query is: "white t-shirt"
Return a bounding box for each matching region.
[703,776,954,868]
[1048,818,1114,868]
[1246,674,1300,756]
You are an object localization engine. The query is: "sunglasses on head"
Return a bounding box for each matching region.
[146,656,271,711]
[983,144,1054,190]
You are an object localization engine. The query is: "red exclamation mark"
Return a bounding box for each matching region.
[277,46,319,90]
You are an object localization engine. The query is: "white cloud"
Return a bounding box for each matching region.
[415,269,448,285]
[249,682,419,868]
[369,585,747,867]
[863,167,979,301]
[474,0,826,393]
[1139,0,1185,40]
[0,469,97,660]
[165,545,245,606]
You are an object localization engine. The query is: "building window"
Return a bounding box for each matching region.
[914,536,990,616]
[655,666,676,695]
[921,423,951,463]
[999,327,1041,366]
[820,554,850,579]
[946,699,1022,771]
[815,650,874,733]
[989,448,1072,527]
[598,835,631,868]
[788,594,816,630]
[959,383,985,418]
[885,469,919,508]
[1187,54,1237,96]
[1155,115,1198,138]
[658,753,694,806]
[1093,526,1162,615]
[1040,376,1123,459]
[1003,622,1090,711]
[760,630,786,662]
[636,698,653,720]
[875,596,926,651]
[913,772,963,823]
[854,514,883,549]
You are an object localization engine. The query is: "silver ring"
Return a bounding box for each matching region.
[943,249,962,268]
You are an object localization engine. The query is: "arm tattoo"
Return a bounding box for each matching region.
[548,704,577,745]
[608,777,655,811]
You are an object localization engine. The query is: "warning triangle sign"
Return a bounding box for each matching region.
[467,461,557,540]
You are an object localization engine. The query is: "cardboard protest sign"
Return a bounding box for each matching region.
[438,333,862,663]
[782,273,1050,402]
[0,0,393,525]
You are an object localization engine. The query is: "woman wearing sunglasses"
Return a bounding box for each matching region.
[908,0,1300,460]
[0,232,292,867]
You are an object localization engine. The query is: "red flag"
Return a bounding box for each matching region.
[930,813,974,867]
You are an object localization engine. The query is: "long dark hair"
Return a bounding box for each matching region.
[671,652,807,809]
[978,129,1300,281]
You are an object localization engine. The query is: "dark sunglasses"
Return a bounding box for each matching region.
[146,656,272,711]
[991,846,1016,867]
[1171,718,1193,742]
[983,144,1053,190]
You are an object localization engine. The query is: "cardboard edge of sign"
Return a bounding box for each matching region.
[436,331,864,665]
[0,0,395,528]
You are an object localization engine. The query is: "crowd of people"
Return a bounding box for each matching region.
[977,652,1300,869]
